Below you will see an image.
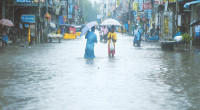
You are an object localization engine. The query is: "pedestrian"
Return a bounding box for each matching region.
[133,25,138,45]
[121,25,124,35]
[133,25,142,47]
[195,23,200,41]
[136,27,143,47]
[1,26,9,46]
[101,26,108,42]
[150,23,155,37]
[84,26,97,59]
[107,25,117,57]
[155,26,159,36]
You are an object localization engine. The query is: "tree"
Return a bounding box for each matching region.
[81,0,100,23]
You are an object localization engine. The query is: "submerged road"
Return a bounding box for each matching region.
[0,31,200,110]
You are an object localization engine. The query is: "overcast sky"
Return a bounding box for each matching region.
[89,0,101,3]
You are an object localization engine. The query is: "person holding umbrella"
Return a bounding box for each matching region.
[84,26,97,59]
[1,26,9,46]
[107,25,117,57]
[0,19,13,46]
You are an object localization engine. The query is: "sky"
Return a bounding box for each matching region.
[89,0,101,3]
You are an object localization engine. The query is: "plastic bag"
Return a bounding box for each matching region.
[174,36,183,42]
[110,40,114,51]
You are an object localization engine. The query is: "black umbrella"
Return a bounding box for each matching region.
[190,20,200,27]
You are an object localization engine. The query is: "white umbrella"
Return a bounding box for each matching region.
[100,18,121,26]
[80,21,97,36]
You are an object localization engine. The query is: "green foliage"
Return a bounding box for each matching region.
[81,0,100,23]
[182,33,193,43]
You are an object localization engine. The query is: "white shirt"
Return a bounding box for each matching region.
[134,29,138,36]
[195,25,200,32]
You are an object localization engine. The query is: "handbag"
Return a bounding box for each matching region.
[109,35,114,51]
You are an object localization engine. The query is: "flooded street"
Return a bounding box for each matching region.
[0,32,200,110]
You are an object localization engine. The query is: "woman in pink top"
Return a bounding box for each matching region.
[101,26,108,42]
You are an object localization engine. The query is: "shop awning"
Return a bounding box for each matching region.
[184,0,200,8]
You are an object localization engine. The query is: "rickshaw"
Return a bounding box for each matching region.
[58,24,76,39]
[75,25,82,37]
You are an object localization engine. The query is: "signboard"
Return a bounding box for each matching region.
[164,16,169,34]
[16,0,45,3]
[143,2,152,9]
[165,1,168,11]
[143,0,152,9]
[178,15,181,26]
[16,0,32,2]
[148,10,152,19]
[69,5,73,14]
[34,0,45,2]
[59,16,65,24]
[133,2,138,11]
[163,0,175,3]
[21,15,35,23]
[68,14,72,19]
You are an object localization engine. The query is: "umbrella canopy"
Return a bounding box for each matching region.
[80,21,97,36]
[100,18,121,26]
[184,0,200,8]
[190,20,200,27]
[0,19,14,26]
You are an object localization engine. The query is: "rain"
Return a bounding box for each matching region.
[0,0,200,110]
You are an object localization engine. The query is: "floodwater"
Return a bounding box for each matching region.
[0,31,200,110]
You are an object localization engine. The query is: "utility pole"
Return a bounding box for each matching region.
[137,0,139,23]
[67,0,68,24]
[129,0,133,34]
[176,0,179,31]
[46,0,48,13]
[45,0,49,43]
[38,0,41,44]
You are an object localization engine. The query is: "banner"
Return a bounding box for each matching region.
[133,2,138,11]
[143,0,152,9]
[163,0,175,3]
[117,0,120,6]
[143,2,152,9]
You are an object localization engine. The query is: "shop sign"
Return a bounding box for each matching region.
[21,15,35,23]
[16,0,32,3]
[34,0,45,2]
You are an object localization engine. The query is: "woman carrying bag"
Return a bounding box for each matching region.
[107,25,117,57]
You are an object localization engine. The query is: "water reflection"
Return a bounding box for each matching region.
[85,59,95,65]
